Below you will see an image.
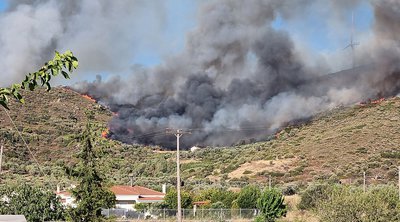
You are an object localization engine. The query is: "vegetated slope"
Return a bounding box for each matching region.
[184,97,400,187]
[0,87,108,182]
[0,87,177,188]
[1,87,400,190]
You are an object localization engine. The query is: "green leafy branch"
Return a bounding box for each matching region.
[0,50,78,109]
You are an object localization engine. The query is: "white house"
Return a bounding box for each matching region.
[111,185,165,209]
[56,185,166,210]
[56,190,75,207]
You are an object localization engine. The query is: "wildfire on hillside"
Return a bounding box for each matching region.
[371,98,385,104]
[101,128,109,138]
[359,98,385,107]
[82,94,96,103]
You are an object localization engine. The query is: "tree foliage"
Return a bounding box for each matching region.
[0,183,65,222]
[0,50,78,109]
[255,189,287,222]
[66,114,116,222]
[134,203,150,213]
[163,189,193,209]
[194,188,238,208]
[236,185,261,209]
[316,185,400,222]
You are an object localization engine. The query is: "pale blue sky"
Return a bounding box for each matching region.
[272,2,373,52]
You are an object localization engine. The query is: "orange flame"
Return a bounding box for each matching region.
[359,98,385,107]
[82,94,96,103]
[101,128,109,138]
[371,98,385,104]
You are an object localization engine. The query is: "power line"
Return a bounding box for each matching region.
[2,107,45,176]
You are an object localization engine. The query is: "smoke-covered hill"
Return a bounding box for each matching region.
[74,0,400,148]
[1,87,400,189]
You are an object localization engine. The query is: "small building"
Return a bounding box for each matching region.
[0,215,27,222]
[56,190,75,207]
[111,185,166,210]
[56,185,166,210]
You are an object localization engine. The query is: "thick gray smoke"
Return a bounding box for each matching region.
[3,0,400,148]
[0,0,168,85]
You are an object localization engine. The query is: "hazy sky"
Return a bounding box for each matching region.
[0,0,374,84]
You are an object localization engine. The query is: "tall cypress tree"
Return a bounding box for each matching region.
[67,114,115,222]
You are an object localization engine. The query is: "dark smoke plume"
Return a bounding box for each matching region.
[75,0,400,148]
[3,0,400,148]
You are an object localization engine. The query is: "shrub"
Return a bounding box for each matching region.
[236,185,261,209]
[298,183,330,210]
[163,189,193,209]
[134,203,148,213]
[381,151,400,159]
[281,184,297,196]
[316,185,400,222]
[256,189,287,222]
[210,201,226,209]
[194,188,238,208]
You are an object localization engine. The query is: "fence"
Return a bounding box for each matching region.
[102,208,258,221]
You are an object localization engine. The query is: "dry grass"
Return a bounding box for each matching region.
[228,158,297,179]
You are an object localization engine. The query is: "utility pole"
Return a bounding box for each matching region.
[0,144,3,174]
[363,171,366,193]
[398,166,400,200]
[166,128,191,222]
[268,175,271,190]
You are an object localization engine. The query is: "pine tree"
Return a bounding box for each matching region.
[67,114,115,222]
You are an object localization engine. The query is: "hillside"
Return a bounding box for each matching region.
[1,87,400,191]
[199,97,400,187]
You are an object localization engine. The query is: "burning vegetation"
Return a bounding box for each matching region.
[101,128,109,139]
[359,98,386,107]
[81,94,96,103]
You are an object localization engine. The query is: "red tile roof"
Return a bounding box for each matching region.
[56,185,164,197]
[110,185,165,196]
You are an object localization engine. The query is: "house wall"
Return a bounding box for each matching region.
[115,194,139,210]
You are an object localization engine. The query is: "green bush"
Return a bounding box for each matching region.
[194,188,238,208]
[256,189,287,222]
[134,203,149,213]
[316,185,400,222]
[163,189,193,209]
[236,185,261,209]
[298,183,330,210]
[381,151,400,159]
